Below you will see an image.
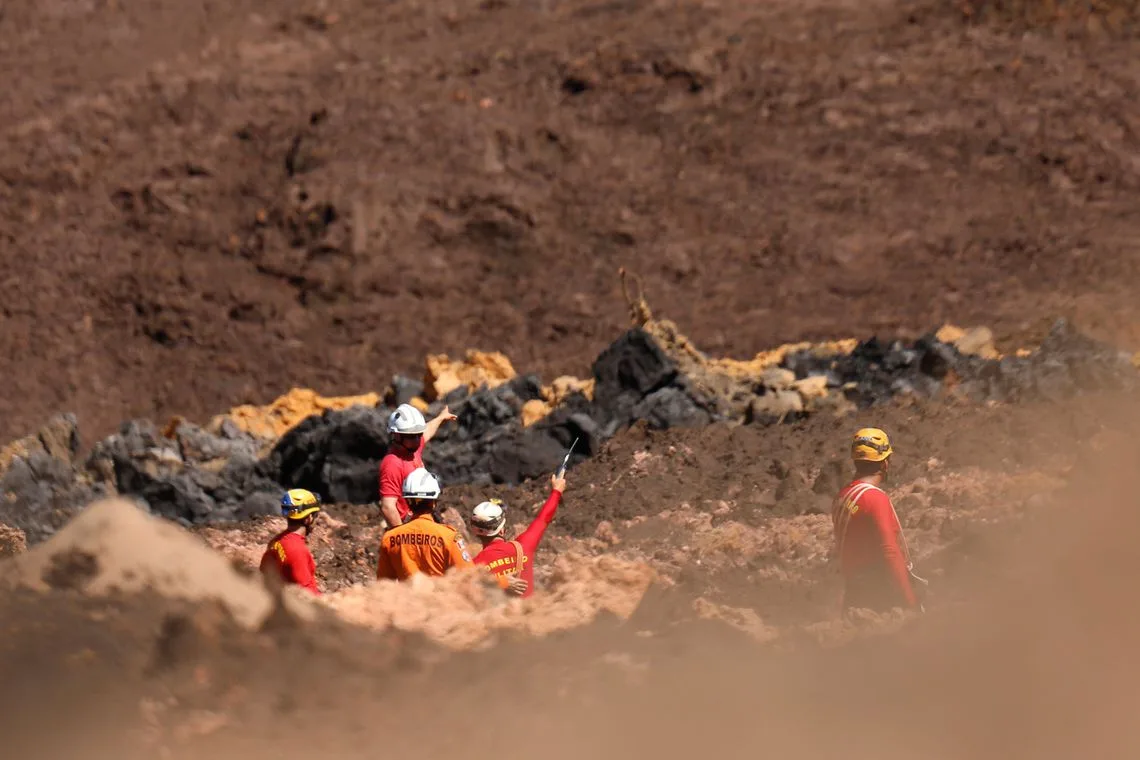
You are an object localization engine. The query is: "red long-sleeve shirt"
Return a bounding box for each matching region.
[259,531,321,596]
[473,490,562,598]
[832,480,917,610]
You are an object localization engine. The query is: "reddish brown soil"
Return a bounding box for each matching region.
[447,389,1113,534]
[3,0,1140,443]
[5,399,1140,760]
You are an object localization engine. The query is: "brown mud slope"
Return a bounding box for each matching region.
[4,396,1140,760]
[4,0,1140,442]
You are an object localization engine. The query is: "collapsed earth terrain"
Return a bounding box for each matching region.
[4,0,1140,757]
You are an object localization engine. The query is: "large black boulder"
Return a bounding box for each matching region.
[85,420,209,525]
[587,328,718,435]
[633,385,714,430]
[591,329,679,426]
[429,374,545,445]
[485,429,571,484]
[0,414,100,542]
[425,375,547,485]
[532,391,602,461]
[260,404,390,504]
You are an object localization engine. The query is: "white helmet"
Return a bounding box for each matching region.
[388,403,427,435]
[402,468,441,501]
[470,500,506,537]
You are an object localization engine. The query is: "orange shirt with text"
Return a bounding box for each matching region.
[376,513,474,581]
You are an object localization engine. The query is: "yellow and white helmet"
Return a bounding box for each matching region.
[469,499,506,537]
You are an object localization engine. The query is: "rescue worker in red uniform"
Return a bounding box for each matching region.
[379,403,457,529]
[469,472,566,598]
[259,488,323,596]
[831,428,923,613]
[377,468,474,581]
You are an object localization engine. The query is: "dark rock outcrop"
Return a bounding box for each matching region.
[779,318,1136,413]
[0,414,104,543]
[260,405,391,504]
[587,328,716,434]
[426,374,552,485]
[1,320,1136,542]
[85,419,281,526]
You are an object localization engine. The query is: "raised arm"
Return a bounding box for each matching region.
[517,474,566,554]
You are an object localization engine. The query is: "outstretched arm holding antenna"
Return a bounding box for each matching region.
[498,438,576,597]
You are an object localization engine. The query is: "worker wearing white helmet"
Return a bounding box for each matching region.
[377,467,473,580]
[378,402,457,529]
[470,472,567,598]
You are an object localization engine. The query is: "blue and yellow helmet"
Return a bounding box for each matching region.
[281,488,322,520]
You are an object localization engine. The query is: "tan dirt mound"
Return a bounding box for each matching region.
[1,496,655,648]
[0,498,295,629]
[323,552,656,650]
[692,598,781,643]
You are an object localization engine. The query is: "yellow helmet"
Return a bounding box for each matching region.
[281,488,322,520]
[851,428,893,462]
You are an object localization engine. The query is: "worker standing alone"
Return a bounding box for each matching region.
[378,403,457,529]
[469,472,567,598]
[259,489,323,596]
[376,468,473,581]
[831,428,922,613]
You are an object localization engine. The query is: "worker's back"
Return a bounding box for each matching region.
[377,513,473,580]
[832,480,917,610]
[259,531,321,595]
